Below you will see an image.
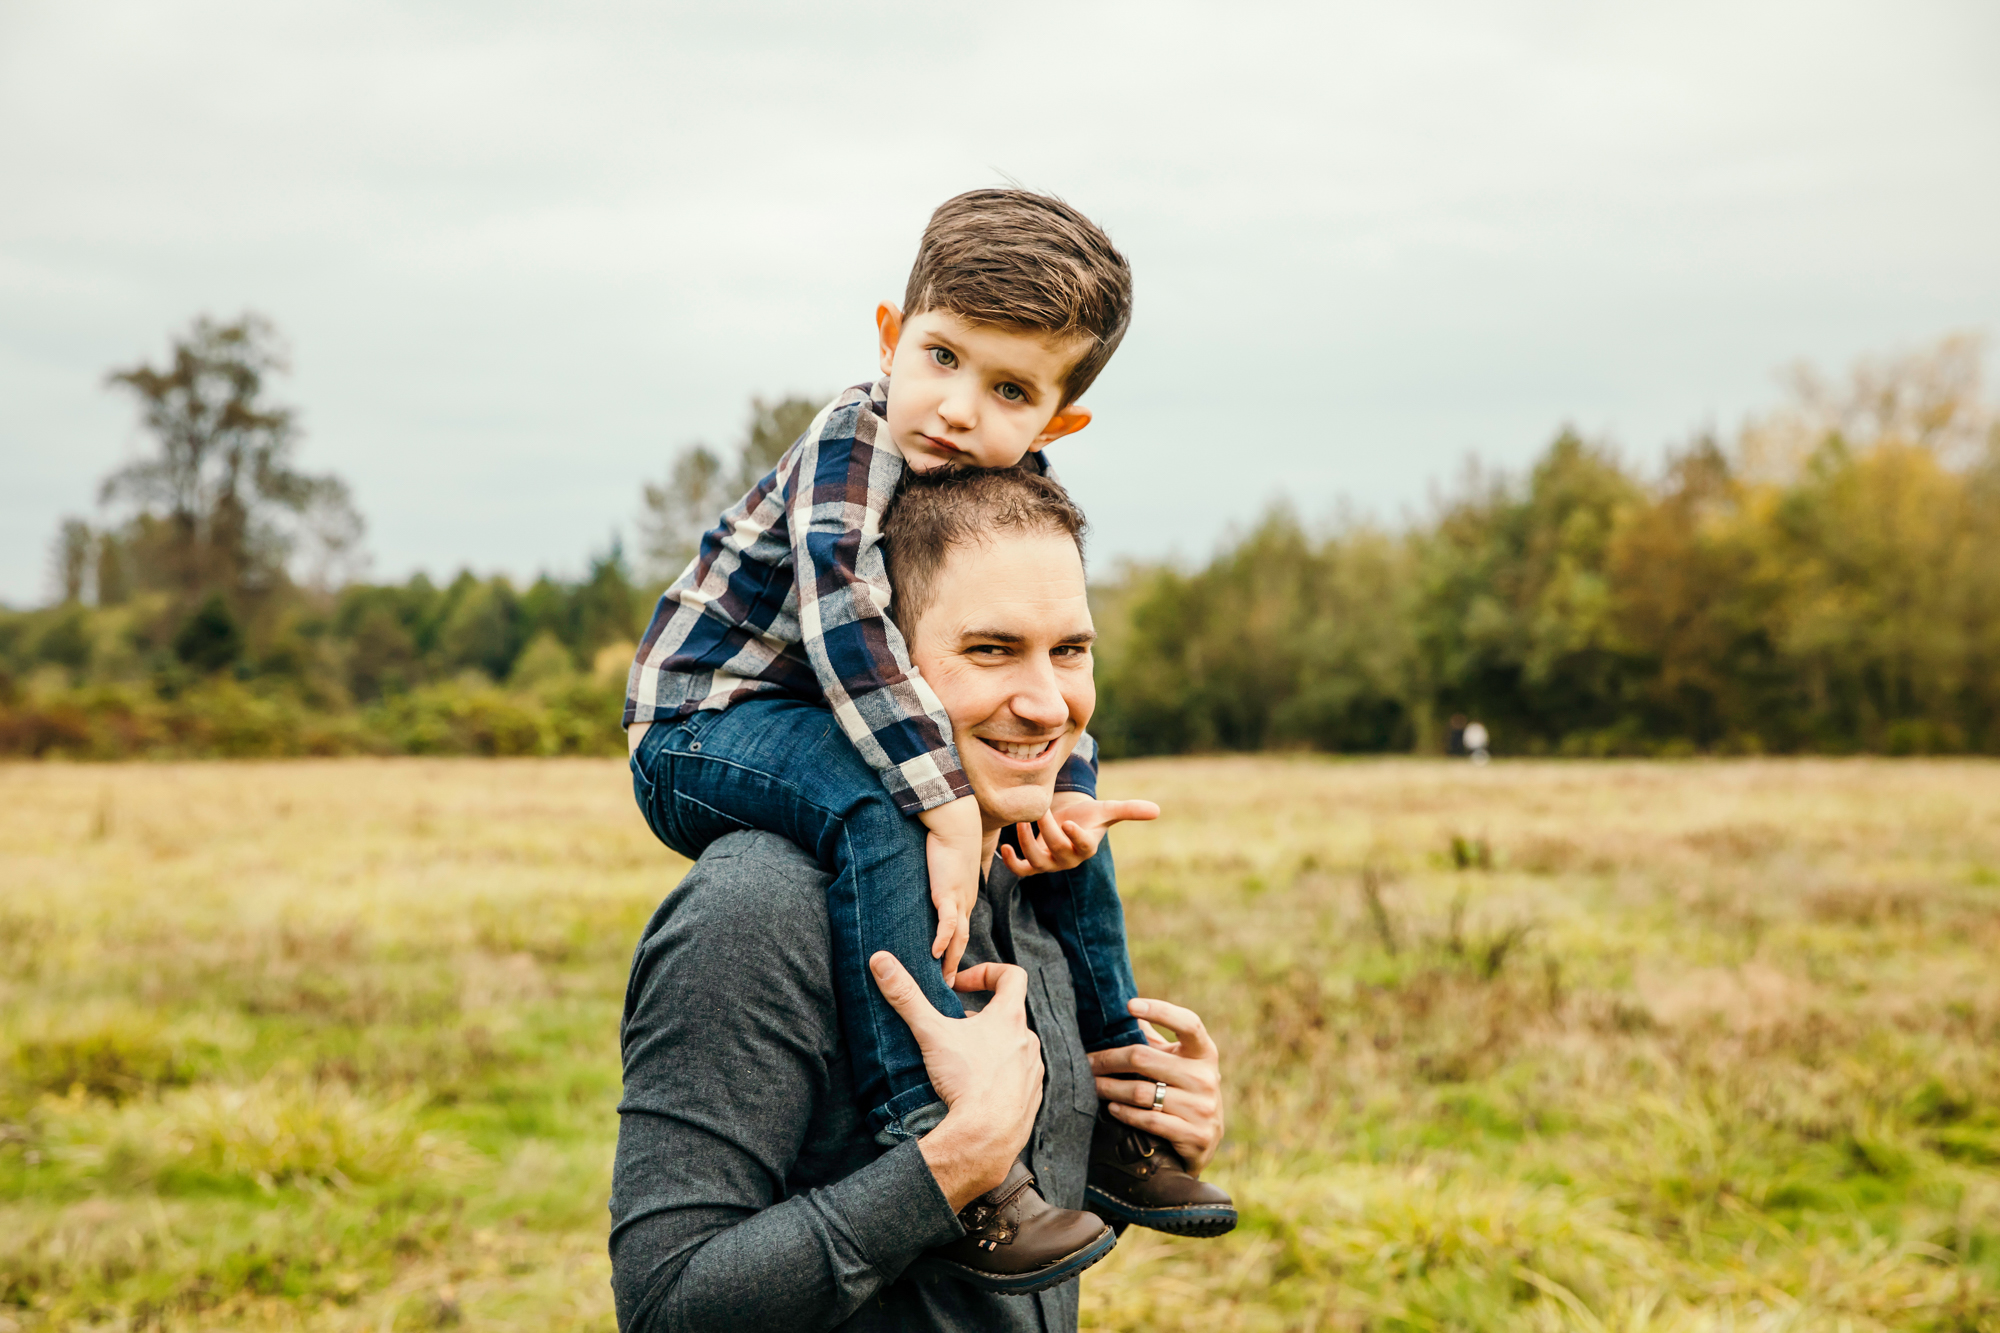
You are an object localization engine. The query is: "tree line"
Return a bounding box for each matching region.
[0,316,766,757]
[4,315,1994,759]
[1091,336,2000,758]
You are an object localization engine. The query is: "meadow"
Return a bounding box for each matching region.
[2,756,1997,1331]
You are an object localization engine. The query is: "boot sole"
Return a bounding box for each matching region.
[911,1223,1118,1295]
[1086,1186,1238,1238]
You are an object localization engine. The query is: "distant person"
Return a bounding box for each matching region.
[1462,719,1491,766]
[623,191,1233,1294]
[1446,713,1468,756]
[612,468,1232,1330]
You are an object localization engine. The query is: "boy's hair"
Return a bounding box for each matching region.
[903,189,1132,407]
[883,466,1088,636]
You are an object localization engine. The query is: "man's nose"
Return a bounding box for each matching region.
[1008,662,1069,731]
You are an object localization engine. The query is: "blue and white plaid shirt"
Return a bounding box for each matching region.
[624,380,1096,817]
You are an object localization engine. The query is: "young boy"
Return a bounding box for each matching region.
[624,189,1234,1293]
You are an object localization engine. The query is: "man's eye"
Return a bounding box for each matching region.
[930,347,958,369]
[996,382,1025,403]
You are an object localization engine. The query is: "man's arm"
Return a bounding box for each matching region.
[610,835,962,1332]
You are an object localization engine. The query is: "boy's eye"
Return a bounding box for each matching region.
[996,382,1025,403]
[930,347,958,369]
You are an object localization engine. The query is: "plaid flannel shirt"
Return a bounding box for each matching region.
[623,379,1097,817]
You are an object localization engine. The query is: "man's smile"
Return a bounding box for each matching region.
[981,736,1058,762]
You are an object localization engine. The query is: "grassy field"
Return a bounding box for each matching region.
[3,757,1998,1331]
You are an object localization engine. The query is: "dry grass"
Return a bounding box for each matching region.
[2,759,663,1331]
[3,757,1998,1330]
[1089,758,2000,1331]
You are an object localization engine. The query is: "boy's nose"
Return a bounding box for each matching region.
[937,388,977,430]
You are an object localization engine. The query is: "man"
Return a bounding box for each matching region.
[610,467,1231,1331]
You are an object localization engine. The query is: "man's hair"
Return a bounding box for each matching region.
[883,466,1088,637]
[902,189,1133,407]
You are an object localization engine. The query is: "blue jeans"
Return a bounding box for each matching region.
[630,696,1144,1142]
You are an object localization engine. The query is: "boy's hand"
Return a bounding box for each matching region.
[998,794,1159,878]
[918,795,983,985]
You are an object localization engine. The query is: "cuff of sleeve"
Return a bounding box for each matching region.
[1054,757,1098,798]
[827,1137,964,1263]
[893,770,976,818]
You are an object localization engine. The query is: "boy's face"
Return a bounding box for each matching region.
[876,304,1093,473]
[905,529,1095,831]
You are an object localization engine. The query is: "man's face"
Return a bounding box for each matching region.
[905,530,1095,830]
[878,306,1090,474]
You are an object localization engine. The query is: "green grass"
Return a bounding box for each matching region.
[1,760,651,1330]
[3,757,1998,1330]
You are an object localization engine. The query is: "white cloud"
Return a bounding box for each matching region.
[2,0,1996,601]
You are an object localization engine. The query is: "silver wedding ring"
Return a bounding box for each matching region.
[1150,1081,1167,1112]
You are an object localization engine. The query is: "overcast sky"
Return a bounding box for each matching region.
[4,0,1997,605]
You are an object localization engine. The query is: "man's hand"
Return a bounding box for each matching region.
[997,795,1159,879]
[1088,998,1226,1176]
[870,952,1044,1210]
[918,795,983,984]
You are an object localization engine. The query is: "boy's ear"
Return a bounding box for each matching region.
[876,303,903,377]
[1031,405,1092,450]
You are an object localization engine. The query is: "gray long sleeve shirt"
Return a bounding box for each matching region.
[609,830,1100,1332]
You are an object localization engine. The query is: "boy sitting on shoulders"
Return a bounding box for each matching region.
[625,188,1233,1294]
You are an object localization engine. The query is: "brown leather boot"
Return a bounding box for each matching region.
[913,1159,1116,1294]
[1085,1108,1237,1237]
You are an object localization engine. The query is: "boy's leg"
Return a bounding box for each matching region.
[1017,835,1238,1238]
[631,695,955,1141]
[827,791,958,1142]
[1016,836,1147,1054]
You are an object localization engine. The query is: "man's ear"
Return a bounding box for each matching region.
[876,302,903,377]
[1031,404,1092,450]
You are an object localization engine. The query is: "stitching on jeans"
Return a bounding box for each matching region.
[673,791,754,833]
[1060,881,1110,1036]
[839,822,896,1131]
